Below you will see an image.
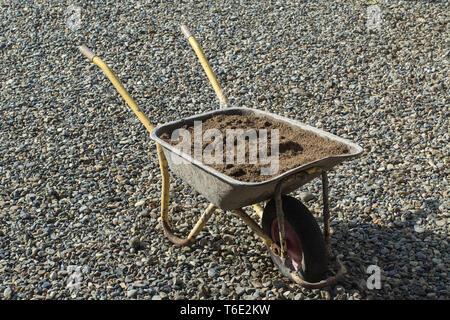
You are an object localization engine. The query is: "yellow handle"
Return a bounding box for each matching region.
[181,25,228,108]
[78,45,155,133]
[78,45,217,246]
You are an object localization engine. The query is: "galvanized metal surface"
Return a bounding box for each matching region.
[150,107,363,210]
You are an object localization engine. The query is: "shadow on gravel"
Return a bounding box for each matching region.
[329,218,448,300]
[147,199,447,300]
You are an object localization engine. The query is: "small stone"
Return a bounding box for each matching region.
[294,293,304,300]
[223,234,234,244]
[432,258,442,264]
[393,220,403,227]
[20,212,30,219]
[250,280,262,288]
[198,283,208,296]
[127,289,137,299]
[173,276,182,286]
[416,252,426,260]
[273,280,286,289]
[335,286,345,294]
[321,290,331,300]
[159,292,168,299]
[235,286,245,295]
[414,225,425,233]
[207,268,216,278]
[130,237,143,251]
[220,287,229,296]
[292,88,307,96]
[262,280,272,287]
[139,210,150,218]
[299,191,315,202]
[3,287,13,300]
[435,220,446,227]
[135,199,146,207]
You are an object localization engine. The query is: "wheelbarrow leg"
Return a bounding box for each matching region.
[157,144,216,246]
[321,171,347,281]
[274,178,288,260]
[232,208,273,245]
[321,171,331,248]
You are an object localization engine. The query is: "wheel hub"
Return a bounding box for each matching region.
[270,218,303,271]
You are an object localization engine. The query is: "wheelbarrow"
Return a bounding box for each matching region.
[78,25,363,289]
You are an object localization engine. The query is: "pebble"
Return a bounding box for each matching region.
[299,191,315,202]
[129,237,144,251]
[207,268,216,278]
[435,220,446,227]
[414,225,425,233]
[235,286,245,296]
[20,212,31,219]
[321,291,331,300]
[294,293,304,300]
[3,287,13,300]
[135,200,146,207]
[335,286,345,295]
[127,289,138,299]
[159,292,168,299]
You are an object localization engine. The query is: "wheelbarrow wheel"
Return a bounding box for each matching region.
[262,195,328,283]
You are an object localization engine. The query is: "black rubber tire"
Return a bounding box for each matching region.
[262,195,328,283]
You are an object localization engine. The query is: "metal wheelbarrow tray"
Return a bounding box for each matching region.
[150,107,363,211]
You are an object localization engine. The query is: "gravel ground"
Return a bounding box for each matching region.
[0,0,448,300]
